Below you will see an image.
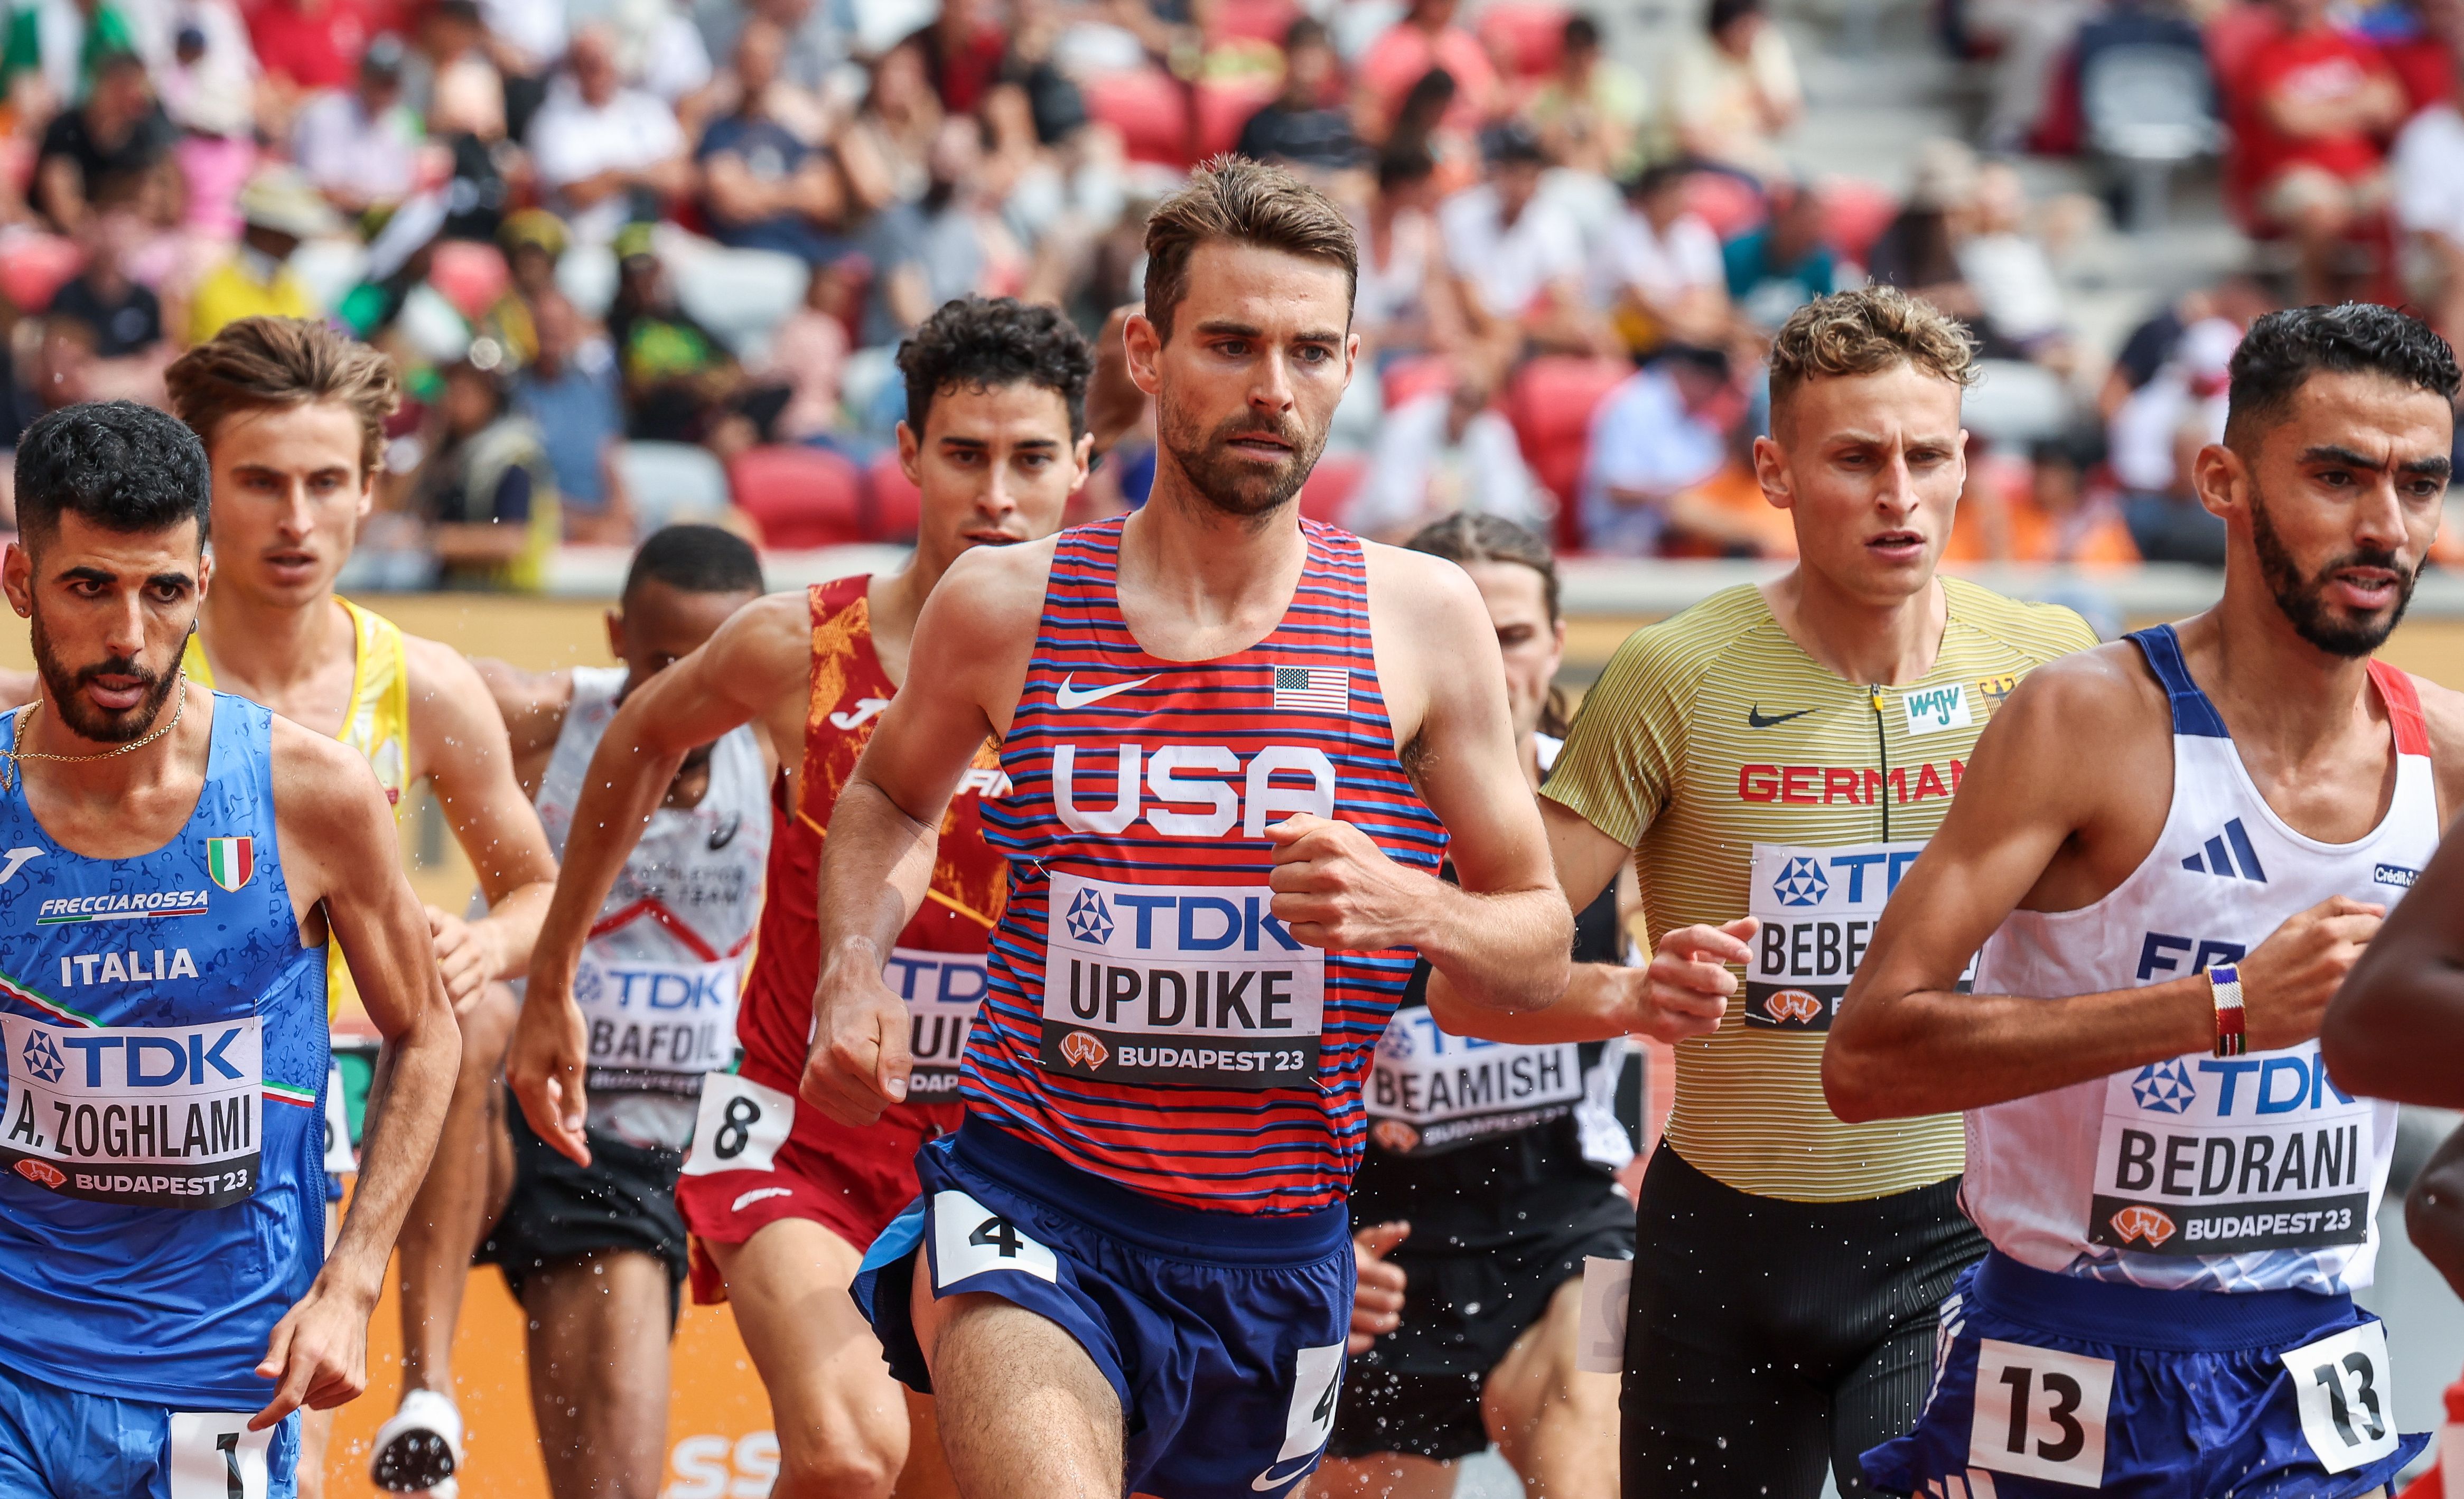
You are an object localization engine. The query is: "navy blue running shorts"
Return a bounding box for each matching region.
[1862,1250,2425,1498]
[852,1119,1355,1499]
[0,1357,300,1499]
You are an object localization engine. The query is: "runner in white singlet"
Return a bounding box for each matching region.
[1828,303,2464,1497]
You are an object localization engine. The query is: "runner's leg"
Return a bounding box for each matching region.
[899,1389,955,1499]
[1303,1452,1457,1499]
[912,1269,1120,1499]
[520,1249,674,1499]
[1483,1277,1617,1499]
[706,1219,916,1499]
[397,983,519,1394]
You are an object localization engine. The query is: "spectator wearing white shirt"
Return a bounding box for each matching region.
[2106,315,2237,565]
[1580,347,1732,554]
[1351,146,1456,355]
[1439,122,1605,354]
[291,33,419,213]
[1346,362,1549,540]
[2393,61,2464,342]
[1592,162,1731,351]
[527,24,692,246]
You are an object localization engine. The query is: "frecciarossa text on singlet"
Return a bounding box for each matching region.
[975,518,1447,1214]
[0,695,329,1406]
[1964,626,2432,1295]
[732,576,1009,1121]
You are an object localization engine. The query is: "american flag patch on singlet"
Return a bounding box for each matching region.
[1272,667,1350,713]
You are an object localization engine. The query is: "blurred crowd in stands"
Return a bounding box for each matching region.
[0,0,2457,584]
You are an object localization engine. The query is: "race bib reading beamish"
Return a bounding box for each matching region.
[572,954,741,1090]
[2090,1045,2374,1257]
[1037,873,1324,1089]
[1,1014,263,1208]
[1365,1007,1582,1155]
[885,947,985,1100]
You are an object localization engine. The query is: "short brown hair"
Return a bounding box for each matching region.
[164,316,402,479]
[1143,156,1358,342]
[1767,286,1977,413]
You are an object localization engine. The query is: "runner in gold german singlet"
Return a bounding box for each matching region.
[1525,289,2099,1497]
[163,319,559,1499]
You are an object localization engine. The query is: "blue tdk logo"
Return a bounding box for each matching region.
[1064,888,1115,944]
[2180,819,2269,883]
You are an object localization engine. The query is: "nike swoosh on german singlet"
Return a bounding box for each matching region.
[1748,706,1813,727]
[1054,674,1161,709]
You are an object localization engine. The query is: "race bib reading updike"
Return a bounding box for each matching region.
[1366,1007,1581,1155]
[1747,840,1937,1032]
[2090,1045,2374,1257]
[1,1014,263,1208]
[1039,873,1323,1089]
[573,954,741,1087]
[884,947,985,1100]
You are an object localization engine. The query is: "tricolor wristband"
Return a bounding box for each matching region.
[2209,962,2247,1057]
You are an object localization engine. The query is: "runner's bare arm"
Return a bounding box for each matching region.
[1322,548,1569,1029]
[256,721,461,1430]
[0,667,32,707]
[405,638,558,1006]
[507,591,807,1161]
[1827,654,2382,1121]
[805,542,1050,1127]
[2320,677,2464,1103]
[471,657,575,798]
[2405,1120,2464,1297]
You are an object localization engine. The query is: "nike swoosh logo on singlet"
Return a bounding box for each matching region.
[1054,674,1160,709]
[1747,706,1813,728]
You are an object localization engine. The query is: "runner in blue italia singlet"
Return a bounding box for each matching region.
[0,695,325,1492]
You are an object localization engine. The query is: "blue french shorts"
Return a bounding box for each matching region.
[0,1358,301,1499]
[1862,1251,2424,1498]
[852,1119,1355,1499]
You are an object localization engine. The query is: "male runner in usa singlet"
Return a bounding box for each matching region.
[1828,303,2464,1496]
[0,401,461,1497]
[508,297,1097,1499]
[809,157,1577,1499]
[158,318,561,1497]
[460,524,770,1499]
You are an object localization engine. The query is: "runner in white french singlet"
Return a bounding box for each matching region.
[1964,625,2432,1294]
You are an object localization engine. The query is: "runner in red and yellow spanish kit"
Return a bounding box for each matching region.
[809,161,1577,1499]
[508,297,1094,1499]
[1532,288,2101,1498]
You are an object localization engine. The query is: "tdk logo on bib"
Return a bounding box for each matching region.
[1038,872,1324,1090]
[1746,841,1934,1033]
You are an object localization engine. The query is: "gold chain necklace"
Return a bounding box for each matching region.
[0,673,188,793]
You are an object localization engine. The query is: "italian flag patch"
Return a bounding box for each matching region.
[204,836,254,893]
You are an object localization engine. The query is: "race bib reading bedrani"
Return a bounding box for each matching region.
[1,1014,263,1208]
[1038,873,1323,1089]
[2090,1045,2373,1257]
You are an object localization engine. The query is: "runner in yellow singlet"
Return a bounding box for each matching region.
[1456,289,2100,1498]
[163,320,559,1499]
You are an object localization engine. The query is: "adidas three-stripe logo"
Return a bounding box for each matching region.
[2181,818,2268,883]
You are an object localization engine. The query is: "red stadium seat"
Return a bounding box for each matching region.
[1195,76,1281,159]
[1084,68,1194,168]
[1504,355,1631,552]
[865,449,922,543]
[1,233,81,313]
[1379,354,1454,410]
[1299,452,1366,526]
[1207,0,1301,46]
[1817,177,1899,266]
[1477,2,1570,78]
[727,445,866,549]
[1681,171,1768,240]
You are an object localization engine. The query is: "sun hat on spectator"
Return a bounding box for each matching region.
[499,208,568,260]
[613,221,659,266]
[238,166,343,239]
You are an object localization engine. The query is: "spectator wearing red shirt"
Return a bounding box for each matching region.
[248,0,372,134]
[2231,0,2405,301]
[1357,0,1501,136]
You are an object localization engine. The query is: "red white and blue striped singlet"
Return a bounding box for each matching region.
[972,516,1447,1214]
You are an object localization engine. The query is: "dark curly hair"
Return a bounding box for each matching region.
[16,400,212,549]
[897,297,1094,442]
[2225,303,2461,453]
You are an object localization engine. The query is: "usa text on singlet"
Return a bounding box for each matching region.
[976,518,1447,1214]
[0,696,329,1405]
[1964,626,2431,1294]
